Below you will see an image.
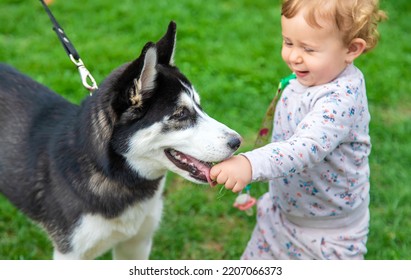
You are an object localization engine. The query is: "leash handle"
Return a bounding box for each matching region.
[39,0,98,92]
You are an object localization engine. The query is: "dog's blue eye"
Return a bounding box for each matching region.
[172,108,190,120]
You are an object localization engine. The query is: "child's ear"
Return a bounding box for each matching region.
[345,38,367,64]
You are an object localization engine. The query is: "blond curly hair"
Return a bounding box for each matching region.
[281,0,387,52]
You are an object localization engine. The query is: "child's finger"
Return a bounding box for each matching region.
[232,182,247,193]
[209,164,221,180]
[210,164,222,180]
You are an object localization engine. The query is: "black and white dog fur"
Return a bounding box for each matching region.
[0,22,241,259]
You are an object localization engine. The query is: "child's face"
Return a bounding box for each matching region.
[281,10,350,87]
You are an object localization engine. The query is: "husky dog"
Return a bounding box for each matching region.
[0,22,241,259]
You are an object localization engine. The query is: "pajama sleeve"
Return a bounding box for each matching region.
[243,85,366,182]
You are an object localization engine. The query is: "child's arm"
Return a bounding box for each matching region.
[210,155,252,192]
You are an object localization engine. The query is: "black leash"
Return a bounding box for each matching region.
[39,0,98,93]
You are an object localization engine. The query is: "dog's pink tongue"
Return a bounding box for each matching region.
[181,152,216,187]
[206,170,217,187]
[198,164,217,187]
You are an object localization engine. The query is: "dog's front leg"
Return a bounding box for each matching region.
[53,249,82,260]
[113,232,153,260]
[113,198,163,260]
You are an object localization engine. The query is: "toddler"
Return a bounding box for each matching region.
[210,0,386,259]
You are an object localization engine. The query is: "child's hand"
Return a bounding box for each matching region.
[210,155,252,192]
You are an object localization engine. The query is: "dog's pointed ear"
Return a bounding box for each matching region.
[111,42,158,115]
[129,43,157,107]
[156,21,177,66]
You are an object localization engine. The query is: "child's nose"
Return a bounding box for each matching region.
[289,48,303,64]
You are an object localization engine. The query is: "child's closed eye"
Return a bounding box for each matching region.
[304,47,315,53]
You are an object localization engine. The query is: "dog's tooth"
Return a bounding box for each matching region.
[171,150,181,160]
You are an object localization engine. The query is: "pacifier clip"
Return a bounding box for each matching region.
[233,73,296,215]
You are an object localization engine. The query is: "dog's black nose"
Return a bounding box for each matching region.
[228,136,241,151]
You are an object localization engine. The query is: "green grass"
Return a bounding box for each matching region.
[0,0,410,259]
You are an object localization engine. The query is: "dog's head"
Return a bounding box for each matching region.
[95,22,241,185]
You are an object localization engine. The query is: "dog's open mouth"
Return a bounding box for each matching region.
[164,149,216,186]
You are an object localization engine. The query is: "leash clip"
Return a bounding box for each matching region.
[70,55,98,94]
